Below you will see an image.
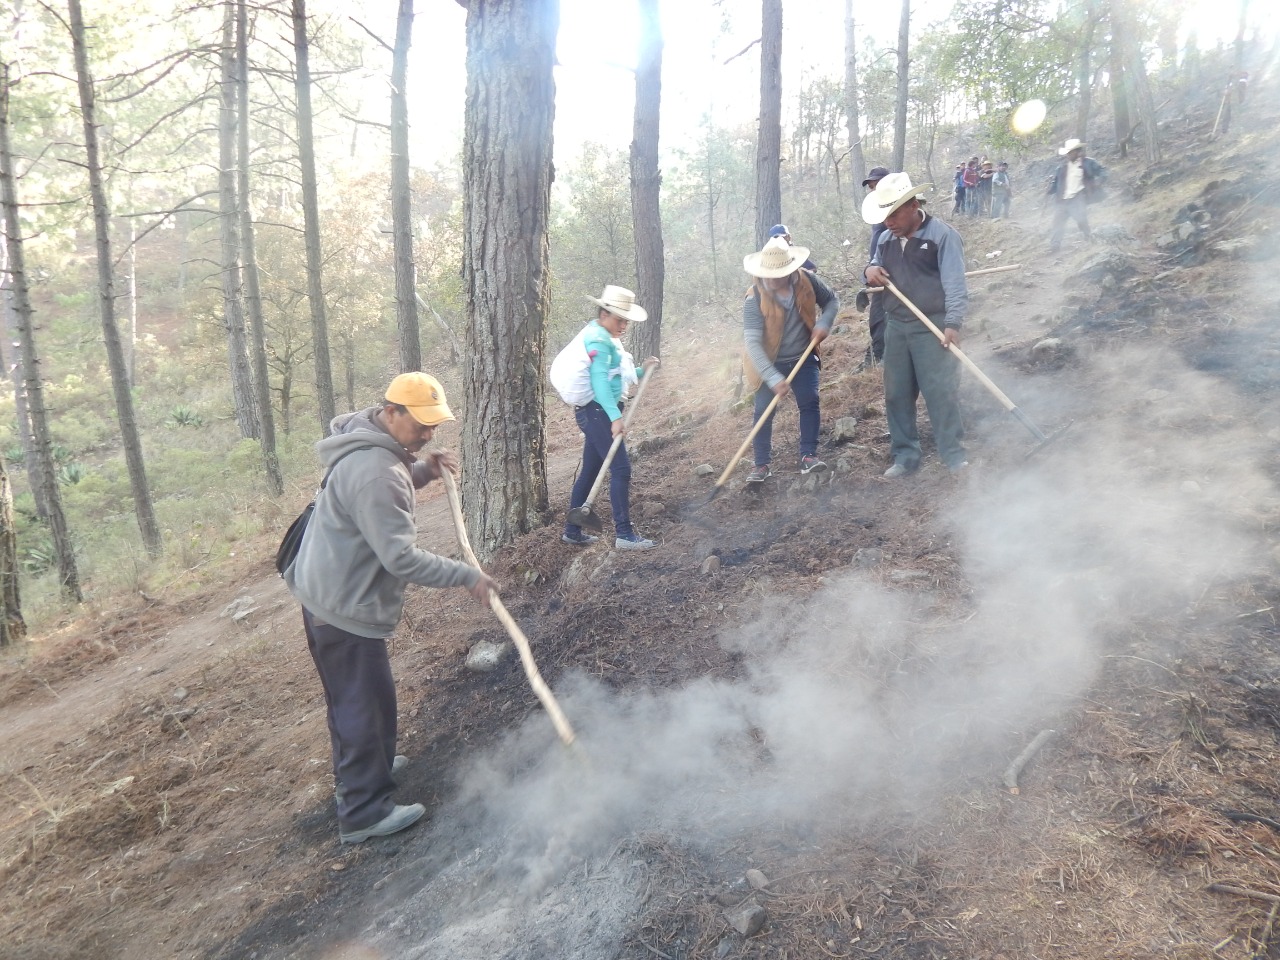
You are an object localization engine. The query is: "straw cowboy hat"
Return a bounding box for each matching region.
[743,236,811,279]
[587,285,647,322]
[1058,138,1085,155]
[861,172,931,225]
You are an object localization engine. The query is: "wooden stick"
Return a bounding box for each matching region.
[864,263,1020,293]
[441,472,577,746]
[1003,729,1055,794]
[1208,883,1280,905]
[709,336,820,496]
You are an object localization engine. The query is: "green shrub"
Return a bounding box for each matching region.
[167,404,205,428]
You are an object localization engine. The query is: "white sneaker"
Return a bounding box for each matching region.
[615,534,657,551]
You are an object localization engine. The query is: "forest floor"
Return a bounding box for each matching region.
[5,75,1280,960]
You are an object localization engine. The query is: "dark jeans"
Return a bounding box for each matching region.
[753,351,821,466]
[868,295,887,361]
[303,607,398,832]
[565,401,634,539]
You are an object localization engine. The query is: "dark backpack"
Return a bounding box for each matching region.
[275,446,372,576]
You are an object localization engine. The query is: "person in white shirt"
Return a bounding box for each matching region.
[1046,138,1106,254]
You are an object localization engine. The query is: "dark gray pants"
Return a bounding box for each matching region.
[1049,193,1090,248]
[883,316,966,470]
[303,607,397,832]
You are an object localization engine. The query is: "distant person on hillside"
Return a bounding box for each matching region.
[990,160,1013,219]
[976,160,995,216]
[862,173,970,477]
[767,223,817,271]
[283,373,498,844]
[862,165,892,365]
[1046,138,1106,254]
[742,236,840,483]
[952,164,966,216]
[962,158,980,215]
[553,285,659,550]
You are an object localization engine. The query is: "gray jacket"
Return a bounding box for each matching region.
[283,407,480,639]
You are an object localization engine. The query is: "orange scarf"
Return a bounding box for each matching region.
[743,271,817,390]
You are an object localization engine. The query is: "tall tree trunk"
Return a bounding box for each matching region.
[0,64,79,601]
[219,3,258,438]
[239,0,283,495]
[892,0,910,172]
[755,0,782,249]
[291,0,337,433]
[0,453,24,645]
[1108,0,1131,158]
[126,215,136,385]
[460,0,557,559]
[844,0,867,190]
[629,0,664,361]
[1074,0,1097,140]
[391,0,421,373]
[67,0,163,558]
[2,269,47,518]
[703,125,720,299]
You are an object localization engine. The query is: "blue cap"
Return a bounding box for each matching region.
[768,224,789,237]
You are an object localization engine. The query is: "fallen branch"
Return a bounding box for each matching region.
[1222,811,1280,834]
[1002,729,1055,794]
[1208,883,1280,904]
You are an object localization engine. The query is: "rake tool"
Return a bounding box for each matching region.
[881,278,1072,454]
[704,336,820,503]
[566,357,660,531]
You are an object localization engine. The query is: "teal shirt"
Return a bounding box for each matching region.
[583,320,632,421]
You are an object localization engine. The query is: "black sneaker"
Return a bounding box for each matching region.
[745,465,771,484]
[799,455,827,475]
[561,530,599,546]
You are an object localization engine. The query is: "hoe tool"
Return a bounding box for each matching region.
[704,336,820,503]
[443,472,577,747]
[567,357,660,531]
[881,279,1071,455]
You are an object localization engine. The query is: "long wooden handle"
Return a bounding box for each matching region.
[713,336,820,490]
[441,472,576,746]
[578,360,659,511]
[880,279,1019,414]
[866,263,1020,293]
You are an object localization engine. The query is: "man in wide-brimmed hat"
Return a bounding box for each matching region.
[1045,138,1106,253]
[862,173,970,477]
[554,285,659,550]
[741,236,841,483]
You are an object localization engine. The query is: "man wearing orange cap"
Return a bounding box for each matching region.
[284,372,498,844]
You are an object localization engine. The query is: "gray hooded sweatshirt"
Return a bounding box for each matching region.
[283,407,481,638]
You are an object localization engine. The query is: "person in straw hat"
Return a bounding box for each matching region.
[741,236,841,483]
[1045,138,1106,253]
[862,172,970,477]
[557,285,659,550]
[283,373,499,844]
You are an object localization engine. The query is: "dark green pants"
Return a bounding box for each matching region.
[883,316,966,470]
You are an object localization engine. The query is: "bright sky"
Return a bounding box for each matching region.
[367,0,1277,171]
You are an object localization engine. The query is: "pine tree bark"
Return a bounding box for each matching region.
[0,454,24,645]
[218,3,258,438]
[1,264,47,519]
[391,0,421,373]
[239,0,283,494]
[0,64,80,601]
[755,0,782,249]
[629,0,664,362]
[460,0,557,559]
[844,0,867,191]
[67,0,163,558]
[1108,0,1131,158]
[1074,0,1098,141]
[291,0,338,433]
[892,0,910,172]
